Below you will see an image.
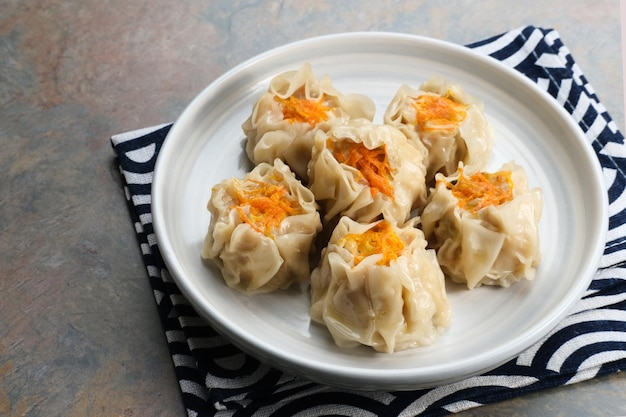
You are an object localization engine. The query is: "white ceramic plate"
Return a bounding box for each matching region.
[152,32,608,390]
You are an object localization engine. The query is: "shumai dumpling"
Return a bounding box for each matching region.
[243,63,376,182]
[310,217,451,353]
[421,161,542,289]
[201,159,322,294]
[307,119,428,224]
[384,77,493,181]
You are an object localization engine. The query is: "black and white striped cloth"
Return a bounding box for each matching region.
[111,26,626,417]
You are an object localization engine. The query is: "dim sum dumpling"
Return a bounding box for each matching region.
[421,161,542,289]
[202,159,322,294]
[310,217,451,353]
[307,119,428,224]
[243,63,376,181]
[384,77,493,181]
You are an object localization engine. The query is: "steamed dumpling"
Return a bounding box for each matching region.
[202,159,322,294]
[243,63,376,181]
[421,161,542,289]
[384,77,493,181]
[307,119,428,224]
[310,217,451,353]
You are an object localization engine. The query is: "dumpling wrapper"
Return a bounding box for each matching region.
[243,63,376,182]
[310,217,451,353]
[384,76,494,181]
[202,159,322,294]
[421,161,543,289]
[308,119,429,224]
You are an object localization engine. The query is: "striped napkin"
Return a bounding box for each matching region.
[111,26,626,416]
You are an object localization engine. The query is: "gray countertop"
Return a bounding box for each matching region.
[1,1,625,416]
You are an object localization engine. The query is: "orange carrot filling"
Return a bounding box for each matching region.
[340,221,405,266]
[439,168,514,213]
[412,92,468,133]
[274,87,331,125]
[233,179,303,237]
[328,139,395,199]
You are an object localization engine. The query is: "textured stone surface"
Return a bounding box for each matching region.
[1,1,624,416]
